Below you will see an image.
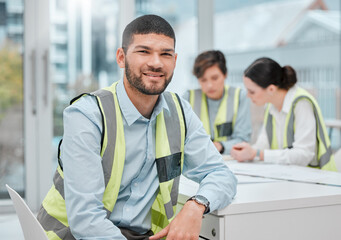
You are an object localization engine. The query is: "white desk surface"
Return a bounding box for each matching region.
[179,176,341,216]
[325,119,341,128]
[225,159,341,186]
[179,161,341,240]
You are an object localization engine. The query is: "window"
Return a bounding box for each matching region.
[214,0,341,145]
[0,0,24,198]
[135,0,198,95]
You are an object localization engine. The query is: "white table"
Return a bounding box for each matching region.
[178,163,341,240]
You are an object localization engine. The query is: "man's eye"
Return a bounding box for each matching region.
[162,53,173,57]
[138,50,149,54]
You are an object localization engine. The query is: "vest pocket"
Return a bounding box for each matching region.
[156,152,182,183]
[216,122,233,137]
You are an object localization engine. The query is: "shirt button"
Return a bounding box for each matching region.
[134,183,138,187]
[126,208,130,212]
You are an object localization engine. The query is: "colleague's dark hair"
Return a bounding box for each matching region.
[193,50,227,78]
[244,57,297,90]
[122,14,176,53]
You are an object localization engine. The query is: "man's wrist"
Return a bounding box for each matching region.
[252,148,259,159]
[187,195,210,214]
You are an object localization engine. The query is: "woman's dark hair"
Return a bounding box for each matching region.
[122,14,176,53]
[193,50,227,78]
[244,57,297,90]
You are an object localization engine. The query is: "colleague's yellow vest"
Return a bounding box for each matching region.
[189,85,240,141]
[37,82,186,239]
[264,87,337,171]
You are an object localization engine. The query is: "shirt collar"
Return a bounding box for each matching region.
[269,84,298,115]
[116,80,170,125]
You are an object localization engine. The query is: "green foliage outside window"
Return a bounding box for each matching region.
[0,41,23,121]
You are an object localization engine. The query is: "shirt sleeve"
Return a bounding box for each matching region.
[179,96,238,212]
[62,95,126,240]
[262,99,316,166]
[221,89,252,154]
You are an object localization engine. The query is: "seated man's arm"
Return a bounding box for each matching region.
[150,96,237,240]
[63,96,126,240]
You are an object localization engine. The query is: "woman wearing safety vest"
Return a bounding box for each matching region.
[183,50,252,155]
[231,57,337,171]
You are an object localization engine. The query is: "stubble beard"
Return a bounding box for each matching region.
[125,61,173,95]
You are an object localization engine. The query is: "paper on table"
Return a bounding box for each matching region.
[225,160,341,187]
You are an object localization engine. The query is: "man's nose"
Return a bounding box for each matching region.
[147,53,163,69]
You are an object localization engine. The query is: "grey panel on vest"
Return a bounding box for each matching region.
[286,109,295,148]
[93,89,117,187]
[170,176,180,206]
[318,146,333,168]
[266,113,273,146]
[53,169,65,199]
[163,199,174,219]
[37,207,76,240]
[216,122,233,137]
[287,96,332,168]
[226,87,236,122]
[156,152,182,183]
[193,89,202,116]
[164,92,181,153]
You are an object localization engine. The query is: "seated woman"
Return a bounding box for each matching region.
[231,57,337,171]
[183,50,252,154]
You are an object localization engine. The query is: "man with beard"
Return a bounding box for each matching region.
[37,15,237,240]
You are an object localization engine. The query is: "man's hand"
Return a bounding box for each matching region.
[230,142,256,162]
[149,200,205,240]
[213,141,223,153]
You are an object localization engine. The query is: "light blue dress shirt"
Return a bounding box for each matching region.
[62,80,237,239]
[183,87,252,154]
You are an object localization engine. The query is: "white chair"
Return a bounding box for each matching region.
[334,148,341,173]
[6,184,48,240]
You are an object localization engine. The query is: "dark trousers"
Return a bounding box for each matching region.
[119,227,154,240]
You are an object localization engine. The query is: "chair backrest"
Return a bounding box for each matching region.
[334,148,341,173]
[6,184,48,240]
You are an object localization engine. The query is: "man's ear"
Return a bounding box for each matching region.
[116,48,125,69]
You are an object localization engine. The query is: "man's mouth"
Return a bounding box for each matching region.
[143,72,165,78]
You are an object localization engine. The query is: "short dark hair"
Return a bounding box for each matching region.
[122,14,176,53]
[244,57,297,90]
[193,50,227,79]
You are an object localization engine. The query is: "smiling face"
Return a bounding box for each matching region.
[198,65,226,100]
[243,76,269,106]
[117,33,177,95]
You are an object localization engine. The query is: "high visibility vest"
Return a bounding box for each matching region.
[264,87,337,171]
[189,85,240,142]
[37,82,186,240]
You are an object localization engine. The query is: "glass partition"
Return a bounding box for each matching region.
[135,0,198,95]
[214,0,341,145]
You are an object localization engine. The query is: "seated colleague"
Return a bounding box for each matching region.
[231,57,337,171]
[183,50,252,155]
[37,15,237,240]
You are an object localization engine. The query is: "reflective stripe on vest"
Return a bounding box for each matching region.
[37,82,186,239]
[264,87,337,171]
[189,85,240,141]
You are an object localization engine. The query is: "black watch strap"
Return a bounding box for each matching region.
[219,142,225,154]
